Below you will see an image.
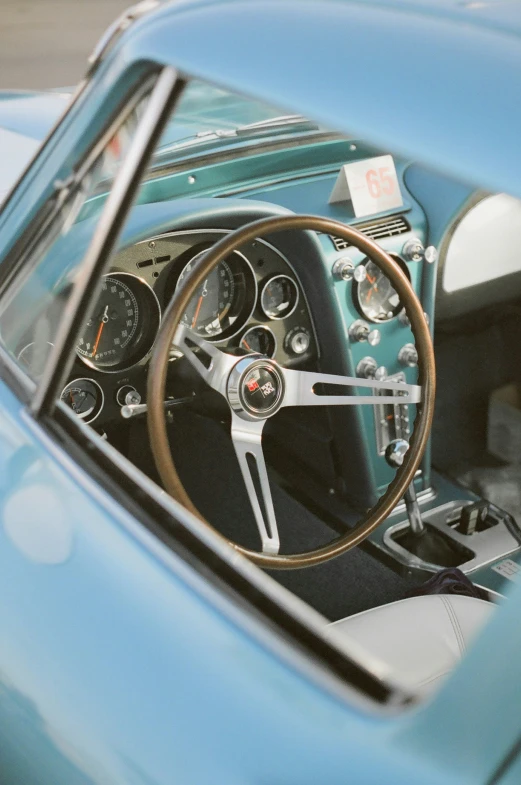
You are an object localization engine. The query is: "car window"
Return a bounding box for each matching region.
[0,88,152,381]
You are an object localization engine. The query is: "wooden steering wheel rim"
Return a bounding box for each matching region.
[147,215,436,569]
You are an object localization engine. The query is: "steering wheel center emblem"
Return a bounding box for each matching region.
[227,357,285,419]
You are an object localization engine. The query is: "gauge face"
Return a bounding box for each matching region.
[76,273,160,372]
[179,258,235,338]
[354,259,403,323]
[17,341,54,379]
[260,275,299,320]
[240,326,277,358]
[173,248,257,342]
[61,378,104,424]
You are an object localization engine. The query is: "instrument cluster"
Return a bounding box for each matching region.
[58,229,317,427]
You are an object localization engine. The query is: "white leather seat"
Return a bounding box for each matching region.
[329,594,495,697]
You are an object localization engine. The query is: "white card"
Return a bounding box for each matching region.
[329,154,403,217]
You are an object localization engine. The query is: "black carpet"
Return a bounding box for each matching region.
[129,411,422,620]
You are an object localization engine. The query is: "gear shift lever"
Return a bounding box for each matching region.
[385,439,425,536]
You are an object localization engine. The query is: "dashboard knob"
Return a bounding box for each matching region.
[385,439,410,468]
[332,257,355,281]
[349,319,368,342]
[367,329,381,347]
[356,356,378,379]
[402,238,425,262]
[353,264,367,282]
[117,385,141,407]
[398,343,418,367]
[289,330,310,355]
[424,245,438,264]
[374,365,388,381]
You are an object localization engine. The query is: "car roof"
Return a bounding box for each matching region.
[113,0,521,198]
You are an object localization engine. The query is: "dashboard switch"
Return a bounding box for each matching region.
[398,343,419,367]
[332,257,355,281]
[356,357,378,379]
[402,238,425,262]
[288,330,311,355]
[117,385,141,407]
[349,319,381,346]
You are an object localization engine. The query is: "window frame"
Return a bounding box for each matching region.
[0,62,409,711]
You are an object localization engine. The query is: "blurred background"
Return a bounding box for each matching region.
[0,0,130,89]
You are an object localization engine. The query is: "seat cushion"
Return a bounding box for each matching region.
[329,594,495,697]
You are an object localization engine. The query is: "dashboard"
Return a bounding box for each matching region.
[57,229,317,427]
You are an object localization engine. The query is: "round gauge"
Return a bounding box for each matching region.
[174,248,257,341]
[240,326,277,358]
[76,272,160,372]
[17,340,54,379]
[60,378,104,424]
[354,258,408,323]
[178,257,235,338]
[260,275,299,320]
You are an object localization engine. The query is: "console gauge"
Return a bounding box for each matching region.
[76,272,160,372]
[354,258,409,323]
[260,275,299,320]
[240,326,277,357]
[61,378,104,424]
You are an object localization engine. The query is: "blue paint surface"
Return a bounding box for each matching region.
[1,1,521,783]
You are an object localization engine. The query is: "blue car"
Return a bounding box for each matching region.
[3,1,521,782]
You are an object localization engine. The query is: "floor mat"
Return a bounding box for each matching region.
[129,412,422,620]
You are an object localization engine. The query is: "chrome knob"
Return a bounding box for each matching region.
[354,264,367,282]
[402,238,425,262]
[424,245,438,264]
[398,343,418,367]
[385,438,410,468]
[374,365,388,381]
[368,329,381,347]
[117,385,141,407]
[356,356,378,379]
[332,257,355,281]
[289,330,310,355]
[349,319,380,345]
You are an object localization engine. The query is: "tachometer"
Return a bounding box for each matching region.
[179,258,235,337]
[77,272,160,372]
[174,248,257,341]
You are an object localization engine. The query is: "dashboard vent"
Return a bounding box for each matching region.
[330,215,410,250]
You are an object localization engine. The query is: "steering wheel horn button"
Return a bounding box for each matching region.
[228,357,285,420]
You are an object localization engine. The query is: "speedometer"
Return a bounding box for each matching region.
[77,272,160,372]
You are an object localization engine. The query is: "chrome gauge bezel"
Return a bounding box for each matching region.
[260,274,299,321]
[352,254,410,324]
[176,248,258,343]
[240,325,277,358]
[76,271,161,374]
[60,377,104,424]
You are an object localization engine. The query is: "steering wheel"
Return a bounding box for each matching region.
[147,215,435,569]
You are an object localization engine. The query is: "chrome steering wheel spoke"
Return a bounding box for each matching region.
[230,415,280,555]
[281,368,422,408]
[173,324,237,397]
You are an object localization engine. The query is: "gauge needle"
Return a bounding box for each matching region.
[366,273,376,284]
[191,295,204,328]
[92,305,109,356]
[242,339,252,352]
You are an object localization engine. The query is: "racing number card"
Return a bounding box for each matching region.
[329,154,403,217]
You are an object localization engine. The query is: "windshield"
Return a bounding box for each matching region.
[155,80,323,159]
